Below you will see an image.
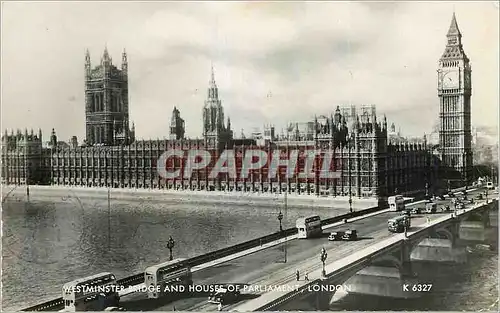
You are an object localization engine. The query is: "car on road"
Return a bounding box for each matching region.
[342,229,358,241]
[208,287,240,305]
[425,202,437,214]
[328,231,344,241]
[411,207,422,214]
[401,207,419,215]
[328,229,358,241]
[441,205,452,212]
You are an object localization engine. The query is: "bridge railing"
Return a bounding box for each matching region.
[21,298,65,312]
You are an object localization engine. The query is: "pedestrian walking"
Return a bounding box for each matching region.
[304,273,309,281]
[218,302,222,311]
[296,269,300,281]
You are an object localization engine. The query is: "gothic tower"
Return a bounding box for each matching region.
[169,106,185,140]
[437,13,473,185]
[85,47,132,146]
[202,66,232,149]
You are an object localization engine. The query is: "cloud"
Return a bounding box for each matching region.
[1,1,498,142]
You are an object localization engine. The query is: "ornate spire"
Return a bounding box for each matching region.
[210,63,216,88]
[441,12,467,61]
[85,49,91,64]
[102,44,111,65]
[122,48,128,71]
[207,64,219,101]
[103,45,109,58]
[447,12,461,37]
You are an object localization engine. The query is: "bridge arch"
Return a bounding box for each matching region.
[464,211,485,222]
[408,225,456,253]
[435,227,454,241]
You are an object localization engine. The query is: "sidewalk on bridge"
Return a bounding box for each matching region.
[1,184,377,209]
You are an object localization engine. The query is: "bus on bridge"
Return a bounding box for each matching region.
[387,215,411,233]
[388,195,405,211]
[296,215,322,238]
[144,258,193,299]
[61,272,119,311]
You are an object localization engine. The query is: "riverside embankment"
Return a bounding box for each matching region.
[1,184,378,210]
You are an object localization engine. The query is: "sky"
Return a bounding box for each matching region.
[1,1,499,142]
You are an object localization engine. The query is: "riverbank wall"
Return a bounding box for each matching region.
[1,184,378,210]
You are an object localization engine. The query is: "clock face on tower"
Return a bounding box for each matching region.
[441,70,459,89]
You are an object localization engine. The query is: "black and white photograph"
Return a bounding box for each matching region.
[1,1,498,312]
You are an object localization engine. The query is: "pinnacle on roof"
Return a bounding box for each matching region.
[447,12,461,37]
[210,63,216,87]
[103,44,110,61]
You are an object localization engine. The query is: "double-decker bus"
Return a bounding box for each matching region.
[388,195,405,211]
[144,258,193,299]
[296,215,322,239]
[62,272,119,311]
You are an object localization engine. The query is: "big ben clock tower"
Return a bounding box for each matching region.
[437,13,473,187]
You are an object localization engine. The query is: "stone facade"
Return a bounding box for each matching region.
[5,15,477,200]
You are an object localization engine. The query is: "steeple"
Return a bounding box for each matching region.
[122,48,128,73]
[440,12,469,62]
[207,64,219,101]
[102,45,111,65]
[50,128,57,147]
[210,63,216,87]
[447,12,461,37]
[85,49,91,77]
[85,49,91,65]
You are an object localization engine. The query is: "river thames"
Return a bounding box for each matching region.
[2,190,347,311]
[2,191,498,311]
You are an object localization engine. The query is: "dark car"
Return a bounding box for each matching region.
[411,207,421,214]
[328,231,345,241]
[342,229,358,241]
[208,287,240,305]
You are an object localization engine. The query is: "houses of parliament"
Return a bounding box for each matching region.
[1,14,473,199]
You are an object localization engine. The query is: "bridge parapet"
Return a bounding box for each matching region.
[236,199,496,311]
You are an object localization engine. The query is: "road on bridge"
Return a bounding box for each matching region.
[119,189,484,311]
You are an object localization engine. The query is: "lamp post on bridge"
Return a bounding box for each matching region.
[277,211,283,232]
[320,247,328,277]
[167,236,175,261]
